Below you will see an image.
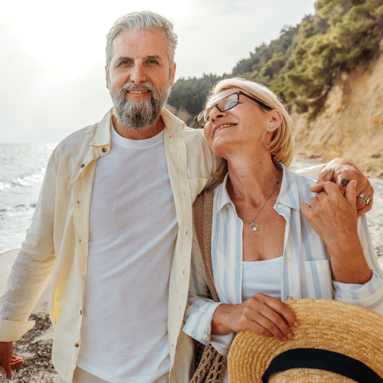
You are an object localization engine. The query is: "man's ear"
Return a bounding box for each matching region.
[105,67,109,90]
[170,62,176,87]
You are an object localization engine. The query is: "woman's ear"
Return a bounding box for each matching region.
[266,109,283,132]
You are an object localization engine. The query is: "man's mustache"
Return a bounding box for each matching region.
[120,81,157,98]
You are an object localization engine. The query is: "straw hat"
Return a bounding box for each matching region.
[228,299,383,383]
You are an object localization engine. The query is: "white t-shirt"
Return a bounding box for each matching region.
[77,126,178,383]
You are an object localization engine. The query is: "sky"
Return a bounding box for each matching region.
[1,0,316,143]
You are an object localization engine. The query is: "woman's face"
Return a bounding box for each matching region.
[203,87,278,159]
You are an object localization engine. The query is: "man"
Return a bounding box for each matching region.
[0,10,374,383]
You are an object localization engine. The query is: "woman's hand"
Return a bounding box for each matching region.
[211,293,299,341]
[301,180,372,284]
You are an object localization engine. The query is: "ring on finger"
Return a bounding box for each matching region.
[358,193,371,205]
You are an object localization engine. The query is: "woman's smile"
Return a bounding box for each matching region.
[213,123,237,136]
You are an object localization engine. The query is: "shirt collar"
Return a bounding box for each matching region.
[276,163,300,210]
[216,173,235,212]
[90,107,185,150]
[161,107,186,135]
[216,163,301,213]
[89,109,113,149]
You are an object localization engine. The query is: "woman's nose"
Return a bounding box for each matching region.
[209,106,225,122]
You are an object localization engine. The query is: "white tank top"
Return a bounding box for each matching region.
[77,126,177,383]
[224,257,283,383]
[242,256,283,301]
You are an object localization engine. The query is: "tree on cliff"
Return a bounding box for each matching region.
[282,0,383,112]
[167,0,383,120]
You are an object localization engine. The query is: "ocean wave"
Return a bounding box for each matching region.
[1,168,46,190]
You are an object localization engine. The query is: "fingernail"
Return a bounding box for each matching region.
[287,333,294,340]
[294,321,300,328]
[281,337,287,342]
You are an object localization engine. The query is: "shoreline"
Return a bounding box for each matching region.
[0,248,19,256]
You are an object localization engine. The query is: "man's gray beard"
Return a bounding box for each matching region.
[109,81,170,131]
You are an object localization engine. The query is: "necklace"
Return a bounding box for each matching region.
[240,173,280,232]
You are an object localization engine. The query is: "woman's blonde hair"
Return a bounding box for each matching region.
[207,78,294,167]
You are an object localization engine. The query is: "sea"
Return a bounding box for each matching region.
[0,143,57,254]
[0,143,382,266]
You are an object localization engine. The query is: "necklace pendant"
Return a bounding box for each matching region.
[250,222,258,232]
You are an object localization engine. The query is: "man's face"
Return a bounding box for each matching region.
[106,29,176,130]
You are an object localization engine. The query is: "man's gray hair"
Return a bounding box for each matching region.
[106,11,178,70]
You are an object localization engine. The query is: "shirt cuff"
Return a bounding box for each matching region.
[333,270,383,308]
[210,332,235,356]
[0,318,35,342]
[183,301,222,346]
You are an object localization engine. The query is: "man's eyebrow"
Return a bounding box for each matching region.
[116,56,132,64]
[146,55,163,62]
[116,55,163,64]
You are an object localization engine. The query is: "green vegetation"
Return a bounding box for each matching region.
[167,74,225,118]
[168,0,383,121]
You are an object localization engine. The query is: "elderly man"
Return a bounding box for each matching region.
[0,10,373,383]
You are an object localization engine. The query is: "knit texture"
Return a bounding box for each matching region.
[190,190,227,383]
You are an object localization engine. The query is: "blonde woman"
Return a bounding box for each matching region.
[184,78,383,382]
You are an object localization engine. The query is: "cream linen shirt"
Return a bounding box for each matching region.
[0,108,221,383]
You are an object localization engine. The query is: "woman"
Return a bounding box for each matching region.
[183,78,383,382]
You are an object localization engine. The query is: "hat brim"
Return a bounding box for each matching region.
[228,299,383,383]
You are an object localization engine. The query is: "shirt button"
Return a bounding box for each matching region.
[74,343,79,347]
[278,203,283,209]
[80,164,85,168]
[80,310,83,315]
[287,296,293,300]
[286,258,291,263]
[102,148,107,153]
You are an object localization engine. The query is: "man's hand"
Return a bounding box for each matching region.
[0,342,24,380]
[310,159,373,217]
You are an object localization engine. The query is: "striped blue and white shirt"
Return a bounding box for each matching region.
[184,164,383,356]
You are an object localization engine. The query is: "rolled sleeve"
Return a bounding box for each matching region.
[210,332,235,356]
[334,270,383,313]
[184,300,222,345]
[0,318,35,342]
[184,299,234,356]
[183,230,231,354]
[333,215,383,315]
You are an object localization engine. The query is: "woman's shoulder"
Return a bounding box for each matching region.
[281,165,318,205]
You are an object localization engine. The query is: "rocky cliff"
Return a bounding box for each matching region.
[291,39,383,179]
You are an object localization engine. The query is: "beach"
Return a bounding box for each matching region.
[0,155,382,382]
[0,250,56,383]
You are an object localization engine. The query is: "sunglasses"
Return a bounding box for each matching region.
[194,91,272,128]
